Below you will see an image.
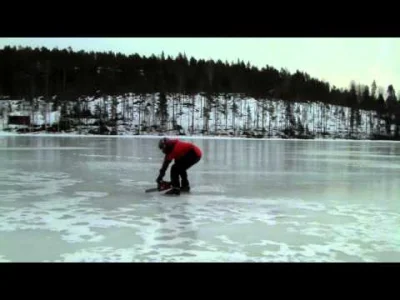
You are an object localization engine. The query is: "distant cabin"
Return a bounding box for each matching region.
[8,115,30,126]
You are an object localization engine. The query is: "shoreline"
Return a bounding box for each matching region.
[1,131,400,143]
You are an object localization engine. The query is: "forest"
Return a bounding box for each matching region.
[0,45,399,139]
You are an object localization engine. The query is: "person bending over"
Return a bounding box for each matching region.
[156,137,202,195]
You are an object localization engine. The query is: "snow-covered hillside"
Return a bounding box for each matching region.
[0,93,393,139]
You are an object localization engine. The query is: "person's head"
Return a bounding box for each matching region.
[158,137,174,154]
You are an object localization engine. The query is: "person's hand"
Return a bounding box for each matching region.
[157,169,166,183]
[156,174,163,183]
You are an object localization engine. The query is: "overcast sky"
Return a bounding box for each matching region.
[1,37,399,92]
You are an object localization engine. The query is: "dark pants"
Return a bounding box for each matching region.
[170,149,201,188]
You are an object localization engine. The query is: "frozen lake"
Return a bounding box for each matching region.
[0,135,399,262]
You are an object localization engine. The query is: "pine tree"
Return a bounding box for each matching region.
[361,85,373,134]
[371,80,377,100]
[362,85,371,109]
[386,84,397,136]
[376,92,385,134]
[395,90,400,138]
[347,81,358,136]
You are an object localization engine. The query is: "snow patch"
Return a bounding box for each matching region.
[1,94,396,140]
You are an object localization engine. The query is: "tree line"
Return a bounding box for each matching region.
[0,45,399,137]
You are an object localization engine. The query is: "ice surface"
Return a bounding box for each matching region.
[0,136,399,262]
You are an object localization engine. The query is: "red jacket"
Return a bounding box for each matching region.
[164,139,202,161]
[160,139,202,174]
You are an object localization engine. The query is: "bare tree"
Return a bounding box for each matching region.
[232,96,237,134]
[190,94,195,134]
[214,95,219,134]
[203,94,212,133]
[224,94,229,130]
[45,60,50,131]
[256,99,260,129]
[138,95,142,134]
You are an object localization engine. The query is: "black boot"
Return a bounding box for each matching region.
[165,187,180,196]
[180,185,190,192]
[180,178,190,192]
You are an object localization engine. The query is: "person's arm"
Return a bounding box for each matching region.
[157,156,172,182]
[156,139,178,183]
